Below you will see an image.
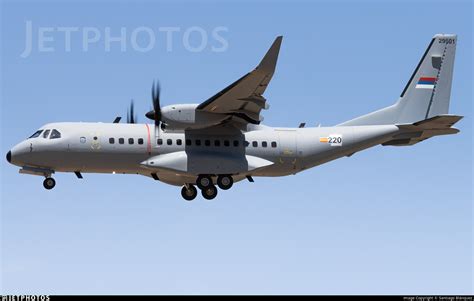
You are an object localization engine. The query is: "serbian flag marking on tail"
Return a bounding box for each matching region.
[416,77,437,89]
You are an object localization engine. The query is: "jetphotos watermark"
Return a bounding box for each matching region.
[20,20,229,58]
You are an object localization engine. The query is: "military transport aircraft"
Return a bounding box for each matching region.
[6,34,462,200]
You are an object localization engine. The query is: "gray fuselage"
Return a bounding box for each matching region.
[9,122,399,186]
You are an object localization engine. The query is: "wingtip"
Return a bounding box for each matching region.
[257,36,283,73]
[274,35,283,46]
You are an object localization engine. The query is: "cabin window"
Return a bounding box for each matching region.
[195,139,201,146]
[244,141,249,147]
[128,138,134,144]
[167,139,172,145]
[157,139,163,145]
[186,139,191,146]
[119,138,124,144]
[233,140,239,147]
[109,138,115,144]
[43,129,51,139]
[252,141,258,147]
[271,141,277,148]
[138,138,144,145]
[29,130,43,139]
[177,139,182,146]
[50,129,61,139]
[80,137,86,143]
[214,140,220,147]
[262,141,268,148]
[224,140,230,147]
[205,140,210,146]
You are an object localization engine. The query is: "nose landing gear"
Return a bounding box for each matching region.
[43,177,56,190]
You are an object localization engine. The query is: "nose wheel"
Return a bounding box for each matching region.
[43,177,56,190]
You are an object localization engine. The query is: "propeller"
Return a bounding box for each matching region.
[145,81,162,127]
[126,100,137,124]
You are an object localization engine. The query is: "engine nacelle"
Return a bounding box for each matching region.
[147,104,228,130]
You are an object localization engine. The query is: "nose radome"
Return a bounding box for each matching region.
[6,150,11,163]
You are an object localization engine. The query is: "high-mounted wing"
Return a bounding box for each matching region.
[196,36,283,125]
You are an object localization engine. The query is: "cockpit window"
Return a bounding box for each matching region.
[29,130,43,138]
[43,129,51,138]
[50,129,61,139]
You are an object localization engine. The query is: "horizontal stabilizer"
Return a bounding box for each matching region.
[383,114,462,146]
[411,114,463,128]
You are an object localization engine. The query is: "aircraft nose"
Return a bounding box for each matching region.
[6,150,11,163]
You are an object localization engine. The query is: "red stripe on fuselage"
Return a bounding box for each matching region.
[145,124,152,155]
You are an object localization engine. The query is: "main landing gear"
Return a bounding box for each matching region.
[196,175,212,190]
[181,184,198,201]
[201,185,218,200]
[43,177,56,190]
[181,174,234,201]
[217,175,233,190]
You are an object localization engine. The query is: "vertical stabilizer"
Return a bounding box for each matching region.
[339,34,457,126]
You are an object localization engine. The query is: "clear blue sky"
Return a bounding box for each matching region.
[1,0,472,295]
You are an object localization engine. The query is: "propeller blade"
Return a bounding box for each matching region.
[145,80,164,126]
[127,100,137,124]
[153,81,162,126]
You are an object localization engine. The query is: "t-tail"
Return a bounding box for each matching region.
[338,34,462,145]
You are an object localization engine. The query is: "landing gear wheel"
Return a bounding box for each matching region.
[181,185,197,201]
[196,175,213,190]
[201,185,218,200]
[43,177,56,190]
[217,175,233,190]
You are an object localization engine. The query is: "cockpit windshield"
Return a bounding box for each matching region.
[28,129,61,139]
[50,129,61,139]
[43,129,51,138]
[28,130,43,138]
